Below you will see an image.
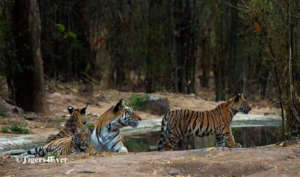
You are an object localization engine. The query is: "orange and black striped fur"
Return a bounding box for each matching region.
[91,99,142,153]
[26,105,90,157]
[46,105,88,143]
[27,128,90,157]
[157,93,251,150]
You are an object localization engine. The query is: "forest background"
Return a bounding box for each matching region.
[0,0,299,135]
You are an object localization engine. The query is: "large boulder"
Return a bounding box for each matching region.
[139,96,169,115]
[0,97,23,117]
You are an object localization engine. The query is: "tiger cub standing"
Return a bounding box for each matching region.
[158,93,251,151]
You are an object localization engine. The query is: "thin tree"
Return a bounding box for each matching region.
[288,0,300,134]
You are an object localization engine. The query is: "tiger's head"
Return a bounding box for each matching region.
[229,93,251,114]
[66,105,88,132]
[95,99,142,130]
[118,106,142,128]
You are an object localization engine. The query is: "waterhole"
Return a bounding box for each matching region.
[123,126,282,152]
[1,121,282,155]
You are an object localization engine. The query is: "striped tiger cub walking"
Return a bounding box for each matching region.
[158,93,251,151]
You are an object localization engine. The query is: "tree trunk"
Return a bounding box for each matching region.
[214,0,226,101]
[145,0,154,93]
[185,0,196,94]
[174,0,196,94]
[288,0,300,135]
[200,37,210,88]
[10,0,47,113]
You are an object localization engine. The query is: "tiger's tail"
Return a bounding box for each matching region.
[157,112,170,151]
[27,146,47,157]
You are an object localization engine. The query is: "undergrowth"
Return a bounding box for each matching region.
[128,94,150,110]
[1,122,30,134]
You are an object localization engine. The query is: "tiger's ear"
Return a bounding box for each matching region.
[80,104,88,115]
[234,93,242,102]
[68,106,74,114]
[113,99,125,113]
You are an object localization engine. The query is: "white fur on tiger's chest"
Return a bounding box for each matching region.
[91,126,124,152]
[91,128,107,152]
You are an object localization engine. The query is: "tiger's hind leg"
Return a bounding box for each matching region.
[157,132,172,151]
[215,134,226,147]
[157,129,181,151]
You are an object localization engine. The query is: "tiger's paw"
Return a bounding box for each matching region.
[118,147,128,154]
[232,143,242,148]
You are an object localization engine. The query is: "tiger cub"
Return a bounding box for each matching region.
[46,105,88,143]
[27,129,90,157]
[158,93,251,150]
[26,106,90,157]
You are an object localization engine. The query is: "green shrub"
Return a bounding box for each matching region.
[56,24,65,33]
[0,110,10,117]
[124,138,148,152]
[1,126,9,133]
[52,117,66,124]
[2,122,30,134]
[128,94,150,110]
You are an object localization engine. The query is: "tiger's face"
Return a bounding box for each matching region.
[67,105,88,126]
[119,106,142,128]
[230,93,251,114]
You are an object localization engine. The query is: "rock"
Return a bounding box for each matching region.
[149,145,158,151]
[168,168,180,176]
[139,96,169,115]
[24,112,41,121]
[0,97,23,117]
[78,170,96,174]
[65,169,75,175]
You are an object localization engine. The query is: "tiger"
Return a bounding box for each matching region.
[46,105,88,143]
[27,129,90,157]
[90,99,142,153]
[25,105,90,157]
[157,93,251,151]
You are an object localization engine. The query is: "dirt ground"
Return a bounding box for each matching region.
[0,87,280,135]
[0,139,299,177]
[0,85,289,177]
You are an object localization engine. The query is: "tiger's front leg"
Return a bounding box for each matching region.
[115,141,128,153]
[223,127,241,148]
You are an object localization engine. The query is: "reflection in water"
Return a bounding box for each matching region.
[123,126,282,152]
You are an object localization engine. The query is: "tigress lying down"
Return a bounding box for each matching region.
[27,106,90,157]
[91,99,142,153]
[158,93,251,151]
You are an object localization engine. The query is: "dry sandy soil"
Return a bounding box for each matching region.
[0,86,290,177]
[0,140,299,177]
[0,85,280,134]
